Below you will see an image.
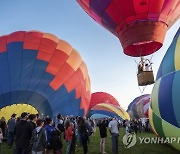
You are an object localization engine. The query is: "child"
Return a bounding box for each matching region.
[0,128,3,150]
[65,120,74,154]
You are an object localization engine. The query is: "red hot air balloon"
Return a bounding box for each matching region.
[77,0,180,86]
[89,92,120,109]
[77,0,180,57]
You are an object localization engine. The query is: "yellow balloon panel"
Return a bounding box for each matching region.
[0,104,38,121]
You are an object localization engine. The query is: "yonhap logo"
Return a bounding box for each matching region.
[123,133,137,148]
[122,134,180,148]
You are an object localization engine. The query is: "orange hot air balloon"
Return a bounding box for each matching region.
[0,31,91,120]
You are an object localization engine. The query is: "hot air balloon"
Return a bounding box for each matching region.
[87,92,130,120]
[127,94,151,119]
[77,0,180,86]
[149,28,180,151]
[89,92,120,109]
[0,31,91,120]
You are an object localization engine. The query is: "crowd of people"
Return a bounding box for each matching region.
[0,113,151,154]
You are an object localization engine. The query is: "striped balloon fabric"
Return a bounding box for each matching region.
[0,31,91,120]
[77,0,180,57]
[127,94,151,119]
[149,28,180,151]
[156,29,180,80]
[87,92,130,120]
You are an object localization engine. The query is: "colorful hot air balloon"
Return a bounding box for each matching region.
[77,0,180,57]
[156,28,180,80]
[149,28,180,151]
[87,92,130,120]
[88,103,130,120]
[89,92,119,109]
[0,31,91,120]
[127,94,151,119]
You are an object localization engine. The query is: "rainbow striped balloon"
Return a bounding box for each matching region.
[87,92,130,120]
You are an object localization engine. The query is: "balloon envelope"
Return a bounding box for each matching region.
[156,28,180,80]
[127,94,151,119]
[77,0,180,57]
[0,31,91,119]
[88,92,129,120]
[89,92,119,109]
[88,103,130,120]
[150,28,180,151]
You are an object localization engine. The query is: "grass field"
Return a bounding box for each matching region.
[1,128,179,154]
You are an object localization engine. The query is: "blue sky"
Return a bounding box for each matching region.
[0,0,179,109]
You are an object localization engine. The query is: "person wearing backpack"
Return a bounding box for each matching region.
[51,130,63,154]
[30,119,46,154]
[78,117,92,154]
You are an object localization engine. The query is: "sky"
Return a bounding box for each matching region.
[0,0,179,110]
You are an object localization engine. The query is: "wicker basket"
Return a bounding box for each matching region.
[137,71,155,86]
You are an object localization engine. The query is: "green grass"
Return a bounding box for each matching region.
[1,128,179,154]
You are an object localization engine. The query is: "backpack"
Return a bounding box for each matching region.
[57,123,65,132]
[51,130,63,149]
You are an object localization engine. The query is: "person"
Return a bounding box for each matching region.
[78,117,92,154]
[44,117,56,154]
[55,114,64,138]
[0,117,6,138]
[65,120,74,154]
[30,119,47,154]
[0,128,3,151]
[70,120,76,154]
[134,119,138,134]
[97,119,108,154]
[29,114,37,130]
[138,119,142,133]
[108,118,119,154]
[90,119,96,136]
[125,120,130,136]
[14,112,34,154]
[7,113,16,148]
[51,129,63,154]
[138,63,144,74]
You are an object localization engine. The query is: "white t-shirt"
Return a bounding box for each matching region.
[108,120,119,134]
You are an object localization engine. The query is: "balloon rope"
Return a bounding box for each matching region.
[138,85,147,95]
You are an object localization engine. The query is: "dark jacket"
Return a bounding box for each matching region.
[29,121,36,130]
[7,118,16,132]
[30,127,47,152]
[14,120,33,148]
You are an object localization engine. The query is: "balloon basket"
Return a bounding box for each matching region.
[137,71,154,86]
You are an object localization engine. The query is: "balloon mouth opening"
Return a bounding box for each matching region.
[124,41,163,57]
[0,103,39,121]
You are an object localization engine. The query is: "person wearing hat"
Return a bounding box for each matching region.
[14,112,34,154]
[7,113,16,148]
